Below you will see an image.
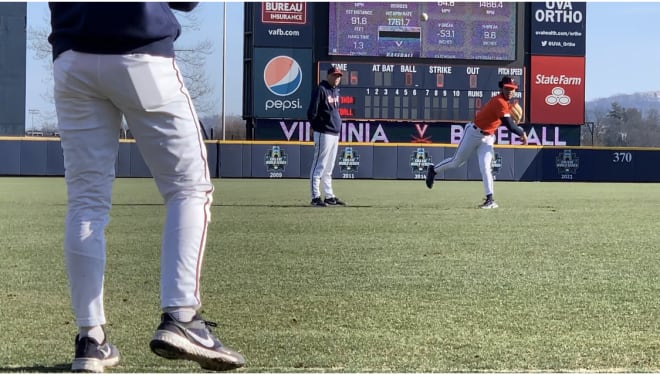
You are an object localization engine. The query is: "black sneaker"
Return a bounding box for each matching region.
[324,197,346,206]
[71,333,120,373]
[310,197,327,207]
[425,165,436,189]
[150,313,245,371]
[479,198,499,209]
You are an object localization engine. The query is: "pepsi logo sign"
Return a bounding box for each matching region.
[263,56,303,97]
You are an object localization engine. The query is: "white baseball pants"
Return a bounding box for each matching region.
[309,131,339,200]
[53,50,213,327]
[432,123,496,196]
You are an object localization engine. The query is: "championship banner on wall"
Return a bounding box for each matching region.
[254,119,581,146]
[529,55,585,125]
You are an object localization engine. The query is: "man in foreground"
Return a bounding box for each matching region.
[48,2,245,372]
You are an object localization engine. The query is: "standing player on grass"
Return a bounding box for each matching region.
[48,2,245,372]
[307,66,348,207]
[425,76,527,209]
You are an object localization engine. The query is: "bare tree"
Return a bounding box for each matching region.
[175,39,215,115]
[27,6,216,123]
[200,114,246,140]
[27,24,56,112]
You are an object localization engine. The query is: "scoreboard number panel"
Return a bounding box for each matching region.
[321,62,524,122]
[328,2,516,60]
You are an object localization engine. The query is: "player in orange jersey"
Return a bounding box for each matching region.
[425,76,527,209]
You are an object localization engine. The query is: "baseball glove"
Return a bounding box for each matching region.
[510,103,523,124]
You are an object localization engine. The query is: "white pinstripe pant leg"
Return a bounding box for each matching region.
[310,131,338,200]
[434,123,481,172]
[55,51,121,327]
[109,54,213,310]
[433,123,496,196]
[54,51,212,328]
[477,137,496,196]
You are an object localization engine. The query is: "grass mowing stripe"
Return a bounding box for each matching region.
[1,177,660,372]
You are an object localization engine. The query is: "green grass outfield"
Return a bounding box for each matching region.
[1,177,660,373]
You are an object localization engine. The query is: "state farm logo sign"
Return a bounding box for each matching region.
[530,56,585,125]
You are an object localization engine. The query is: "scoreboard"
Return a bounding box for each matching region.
[328,2,517,60]
[245,2,538,126]
[321,61,524,122]
[321,2,524,122]
[245,2,587,144]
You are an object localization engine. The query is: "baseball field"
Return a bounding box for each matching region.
[1,177,659,373]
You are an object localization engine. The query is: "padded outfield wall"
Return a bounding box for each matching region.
[1,138,659,183]
[0,3,27,136]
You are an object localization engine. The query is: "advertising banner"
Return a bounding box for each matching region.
[530,2,586,56]
[253,48,313,119]
[530,55,585,125]
[254,2,313,48]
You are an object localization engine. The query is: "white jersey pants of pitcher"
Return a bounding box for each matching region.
[431,123,496,197]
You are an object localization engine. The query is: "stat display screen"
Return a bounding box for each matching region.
[320,61,524,122]
[328,2,516,60]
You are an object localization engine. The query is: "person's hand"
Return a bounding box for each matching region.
[521,132,528,145]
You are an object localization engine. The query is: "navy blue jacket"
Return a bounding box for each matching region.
[48,2,198,61]
[307,80,342,135]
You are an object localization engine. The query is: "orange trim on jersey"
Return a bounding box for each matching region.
[473,94,511,135]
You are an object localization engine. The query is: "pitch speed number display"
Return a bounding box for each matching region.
[321,62,524,122]
[328,2,516,60]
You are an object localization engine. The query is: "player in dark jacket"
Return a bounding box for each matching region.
[307,66,347,207]
[49,2,245,372]
[307,70,342,135]
[49,2,197,60]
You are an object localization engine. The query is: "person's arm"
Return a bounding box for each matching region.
[307,86,321,122]
[500,116,528,144]
[168,2,199,12]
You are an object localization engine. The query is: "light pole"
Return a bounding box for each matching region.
[585,121,595,146]
[222,2,227,141]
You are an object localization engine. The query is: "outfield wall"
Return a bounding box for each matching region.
[0,138,657,182]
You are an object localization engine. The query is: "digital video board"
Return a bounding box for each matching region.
[328,2,516,60]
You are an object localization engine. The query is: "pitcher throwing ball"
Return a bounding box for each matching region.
[425,76,528,209]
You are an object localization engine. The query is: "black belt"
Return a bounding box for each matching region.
[473,124,489,136]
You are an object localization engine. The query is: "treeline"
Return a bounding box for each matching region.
[582,102,660,147]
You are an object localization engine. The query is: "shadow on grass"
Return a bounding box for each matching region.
[106,203,376,209]
[216,204,374,208]
[110,203,374,208]
[112,203,162,206]
[0,364,70,373]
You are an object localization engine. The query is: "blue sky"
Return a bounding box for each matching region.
[24,2,660,127]
[585,2,660,100]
